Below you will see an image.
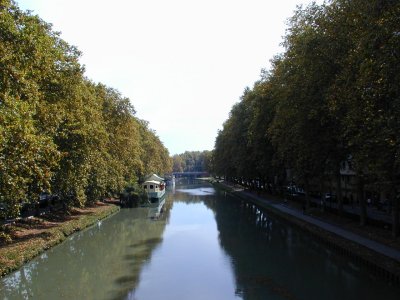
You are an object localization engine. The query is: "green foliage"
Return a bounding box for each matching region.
[137,119,172,177]
[0,1,171,218]
[0,225,13,244]
[172,150,212,173]
[213,0,400,234]
[0,1,61,215]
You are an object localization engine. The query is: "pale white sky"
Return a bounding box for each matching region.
[17,0,321,155]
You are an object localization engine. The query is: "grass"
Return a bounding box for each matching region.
[0,203,120,277]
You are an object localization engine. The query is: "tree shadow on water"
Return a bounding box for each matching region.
[109,237,163,299]
[128,237,163,248]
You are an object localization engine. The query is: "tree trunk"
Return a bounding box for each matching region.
[357,175,367,226]
[336,166,343,215]
[305,178,310,211]
[319,178,325,212]
[392,194,399,238]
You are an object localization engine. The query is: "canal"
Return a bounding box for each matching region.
[1,180,399,299]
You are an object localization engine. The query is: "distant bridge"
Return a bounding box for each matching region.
[172,171,209,178]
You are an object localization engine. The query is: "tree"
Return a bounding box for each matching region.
[329,0,400,233]
[137,120,172,178]
[172,154,184,172]
[1,0,172,218]
[0,0,61,215]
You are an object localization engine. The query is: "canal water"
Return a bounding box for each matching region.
[1,180,399,299]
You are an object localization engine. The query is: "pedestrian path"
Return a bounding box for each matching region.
[238,189,400,263]
[342,203,392,224]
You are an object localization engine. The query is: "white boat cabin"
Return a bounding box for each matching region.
[142,180,164,192]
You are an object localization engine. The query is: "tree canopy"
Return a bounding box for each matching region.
[212,0,400,236]
[172,150,212,173]
[0,0,171,217]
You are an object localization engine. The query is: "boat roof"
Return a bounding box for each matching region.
[145,174,164,181]
[143,180,161,185]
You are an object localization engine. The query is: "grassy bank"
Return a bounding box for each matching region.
[0,203,119,277]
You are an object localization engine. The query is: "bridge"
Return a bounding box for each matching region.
[172,171,210,178]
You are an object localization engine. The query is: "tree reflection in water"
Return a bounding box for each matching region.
[0,194,173,300]
[1,182,400,300]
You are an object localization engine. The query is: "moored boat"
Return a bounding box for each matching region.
[142,174,166,201]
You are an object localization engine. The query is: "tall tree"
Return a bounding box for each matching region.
[1,0,172,218]
[329,0,400,232]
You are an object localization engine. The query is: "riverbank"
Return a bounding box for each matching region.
[0,203,119,277]
[211,180,400,284]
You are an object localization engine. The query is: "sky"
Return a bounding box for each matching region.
[17,0,321,155]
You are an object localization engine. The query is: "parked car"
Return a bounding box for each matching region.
[324,193,337,202]
[39,192,51,207]
[39,192,60,207]
[285,185,305,199]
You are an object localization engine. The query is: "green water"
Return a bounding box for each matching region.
[1,180,399,299]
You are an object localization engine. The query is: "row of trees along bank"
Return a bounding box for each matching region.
[212,0,400,237]
[0,0,172,220]
[172,151,213,173]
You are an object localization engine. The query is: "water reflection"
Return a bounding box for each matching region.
[211,193,400,300]
[129,187,237,300]
[176,187,216,196]
[1,181,400,300]
[0,194,174,300]
[147,198,166,220]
